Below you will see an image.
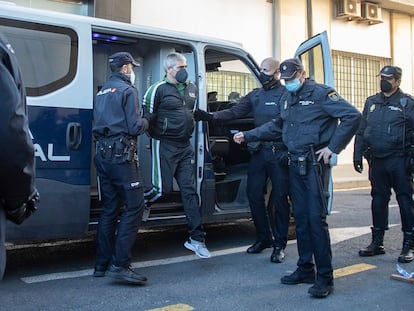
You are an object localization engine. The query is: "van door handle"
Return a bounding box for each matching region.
[66,122,82,150]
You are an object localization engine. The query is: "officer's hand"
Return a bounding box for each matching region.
[353,160,363,173]
[233,132,245,144]
[194,109,215,122]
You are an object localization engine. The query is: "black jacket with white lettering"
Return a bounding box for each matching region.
[93,72,147,139]
[354,89,414,159]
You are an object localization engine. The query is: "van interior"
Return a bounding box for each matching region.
[91,30,261,226]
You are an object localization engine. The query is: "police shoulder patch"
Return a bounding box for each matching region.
[328,91,340,101]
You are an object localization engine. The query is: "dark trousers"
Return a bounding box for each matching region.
[289,160,333,280]
[159,141,205,242]
[94,153,145,268]
[0,208,5,280]
[369,156,414,232]
[247,148,290,248]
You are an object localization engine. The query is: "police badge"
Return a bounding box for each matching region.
[328,91,340,101]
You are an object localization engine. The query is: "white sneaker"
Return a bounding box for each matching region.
[184,238,212,258]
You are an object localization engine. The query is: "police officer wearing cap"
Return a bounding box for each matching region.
[234,58,361,298]
[93,52,149,284]
[194,57,290,263]
[354,65,414,263]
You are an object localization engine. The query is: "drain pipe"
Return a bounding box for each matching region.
[272,0,281,60]
[307,0,313,38]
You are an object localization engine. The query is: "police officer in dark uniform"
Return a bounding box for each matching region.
[235,58,361,298]
[0,32,38,281]
[93,52,149,284]
[194,57,291,263]
[354,65,414,263]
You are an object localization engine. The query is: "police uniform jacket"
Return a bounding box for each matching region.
[213,81,285,128]
[354,88,414,159]
[93,72,147,139]
[143,78,197,143]
[244,79,361,157]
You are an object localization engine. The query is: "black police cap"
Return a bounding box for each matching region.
[379,65,402,80]
[108,52,140,68]
[280,58,304,80]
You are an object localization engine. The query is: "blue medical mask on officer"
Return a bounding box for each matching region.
[285,78,302,93]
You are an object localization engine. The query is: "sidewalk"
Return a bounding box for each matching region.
[332,163,370,190]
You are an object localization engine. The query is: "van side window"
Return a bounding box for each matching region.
[0,18,78,96]
[205,55,260,108]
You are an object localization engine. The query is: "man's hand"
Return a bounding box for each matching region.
[315,146,333,164]
[141,118,149,132]
[353,160,363,173]
[194,109,215,122]
[233,132,245,144]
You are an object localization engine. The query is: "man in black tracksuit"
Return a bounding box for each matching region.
[143,52,211,259]
[93,52,148,284]
[194,57,291,263]
[354,65,414,263]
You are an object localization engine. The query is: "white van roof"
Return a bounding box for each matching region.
[0,2,244,50]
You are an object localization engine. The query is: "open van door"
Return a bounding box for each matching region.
[294,30,335,213]
[294,31,334,87]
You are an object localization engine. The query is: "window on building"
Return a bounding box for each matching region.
[332,50,390,110]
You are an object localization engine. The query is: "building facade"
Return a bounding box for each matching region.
[7,0,414,162]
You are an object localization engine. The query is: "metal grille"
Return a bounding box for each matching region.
[332,50,390,110]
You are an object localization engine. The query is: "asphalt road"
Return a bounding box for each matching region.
[1,188,414,311]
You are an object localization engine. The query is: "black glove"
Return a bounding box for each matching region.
[3,189,39,225]
[353,160,363,173]
[194,109,215,123]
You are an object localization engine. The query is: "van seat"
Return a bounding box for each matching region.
[209,136,230,180]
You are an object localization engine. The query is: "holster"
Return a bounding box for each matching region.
[96,136,138,164]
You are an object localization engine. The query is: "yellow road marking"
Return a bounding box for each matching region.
[145,303,194,311]
[334,263,376,278]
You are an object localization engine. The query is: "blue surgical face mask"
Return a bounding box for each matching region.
[284,78,302,93]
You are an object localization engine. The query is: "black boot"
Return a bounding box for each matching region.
[359,227,385,257]
[398,232,414,263]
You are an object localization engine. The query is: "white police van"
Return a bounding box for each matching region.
[0,2,333,241]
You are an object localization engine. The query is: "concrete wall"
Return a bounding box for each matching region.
[131,0,273,64]
[9,0,414,164]
[391,12,414,93]
[129,0,414,164]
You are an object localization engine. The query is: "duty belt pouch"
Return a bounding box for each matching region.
[97,140,114,160]
[298,156,307,176]
[113,139,126,163]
